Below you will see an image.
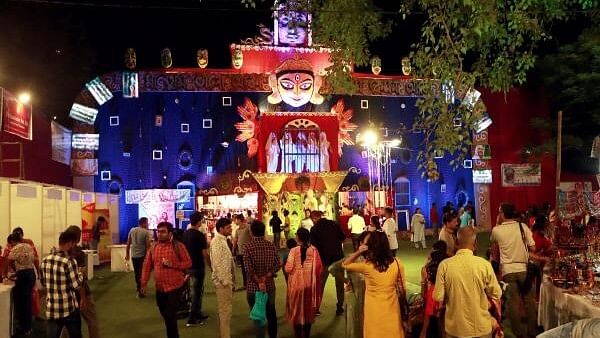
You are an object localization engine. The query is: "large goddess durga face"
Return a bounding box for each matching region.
[268,58,323,108]
[277,72,314,107]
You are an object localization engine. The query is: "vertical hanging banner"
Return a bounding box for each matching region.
[51,121,72,165]
[1,89,32,140]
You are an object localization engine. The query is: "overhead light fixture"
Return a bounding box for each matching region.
[18,92,31,104]
[475,112,493,133]
[221,142,229,148]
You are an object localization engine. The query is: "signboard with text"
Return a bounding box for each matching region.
[1,89,32,140]
[501,163,541,187]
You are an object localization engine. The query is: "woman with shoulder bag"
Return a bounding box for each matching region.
[342,231,407,338]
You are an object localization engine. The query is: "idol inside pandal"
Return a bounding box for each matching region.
[124,48,136,70]
[197,49,208,69]
[267,57,323,110]
[161,48,173,68]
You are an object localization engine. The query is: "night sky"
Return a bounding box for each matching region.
[0,0,419,127]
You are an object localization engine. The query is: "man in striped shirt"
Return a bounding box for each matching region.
[141,221,192,338]
[41,230,84,338]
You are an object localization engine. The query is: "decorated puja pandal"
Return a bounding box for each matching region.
[67,0,483,243]
[539,182,600,331]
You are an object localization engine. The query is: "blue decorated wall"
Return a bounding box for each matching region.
[93,91,474,240]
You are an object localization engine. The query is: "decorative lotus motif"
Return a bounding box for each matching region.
[234,98,260,157]
[331,99,358,155]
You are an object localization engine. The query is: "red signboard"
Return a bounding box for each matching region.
[1,89,32,140]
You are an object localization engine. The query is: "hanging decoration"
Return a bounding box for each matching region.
[196,49,208,68]
[370,56,382,75]
[161,48,173,68]
[232,47,244,69]
[124,48,136,70]
[401,57,412,76]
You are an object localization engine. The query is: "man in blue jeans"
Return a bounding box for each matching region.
[244,221,281,338]
[183,212,210,326]
[41,230,84,338]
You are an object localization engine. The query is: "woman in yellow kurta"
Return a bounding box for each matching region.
[342,231,405,338]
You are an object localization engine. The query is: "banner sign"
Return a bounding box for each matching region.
[51,121,72,165]
[1,89,32,140]
[139,202,175,229]
[501,163,541,187]
[69,103,98,125]
[85,77,113,105]
[472,169,492,184]
[125,189,191,204]
[72,134,100,150]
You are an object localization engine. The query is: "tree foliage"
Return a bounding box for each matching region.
[526,27,600,159]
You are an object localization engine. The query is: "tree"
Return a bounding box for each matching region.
[246,0,598,178]
[526,27,600,167]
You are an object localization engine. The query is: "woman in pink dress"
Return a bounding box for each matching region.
[285,228,323,338]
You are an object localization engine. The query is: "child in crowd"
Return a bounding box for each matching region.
[282,238,297,283]
[420,241,448,338]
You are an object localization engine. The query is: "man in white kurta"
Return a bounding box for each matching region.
[410,207,427,249]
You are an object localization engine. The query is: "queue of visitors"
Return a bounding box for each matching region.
[0,199,568,338]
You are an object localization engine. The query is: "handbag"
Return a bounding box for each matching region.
[517,222,539,294]
[249,291,268,327]
[394,259,410,323]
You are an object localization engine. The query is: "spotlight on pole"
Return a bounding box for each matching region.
[18,92,31,104]
[361,129,378,147]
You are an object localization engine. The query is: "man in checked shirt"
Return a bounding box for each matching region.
[41,230,84,338]
[140,222,192,338]
[244,220,281,338]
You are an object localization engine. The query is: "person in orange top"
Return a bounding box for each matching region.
[141,222,192,338]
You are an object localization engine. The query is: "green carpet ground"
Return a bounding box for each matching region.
[20,232,523,338]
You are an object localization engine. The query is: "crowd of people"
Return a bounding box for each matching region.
[0,198,588,338]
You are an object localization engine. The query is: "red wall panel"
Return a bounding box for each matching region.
[483,88,556,222]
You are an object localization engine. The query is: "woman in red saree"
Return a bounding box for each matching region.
[285,228,323,338]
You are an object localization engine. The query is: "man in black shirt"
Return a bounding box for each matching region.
[269,210,283,250]
[183,212,210,326]
[309,210,346,316]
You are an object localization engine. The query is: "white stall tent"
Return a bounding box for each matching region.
[0,178,120,257]
[0,180,10,248]
[66,189,82,228]
[42,187,66,255]
[10,183,43,250]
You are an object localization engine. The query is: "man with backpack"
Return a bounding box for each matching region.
[141,222,192,338]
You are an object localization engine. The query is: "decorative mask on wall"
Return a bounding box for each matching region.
[196,49,208,69]
[232,47,244,70]
[370,56,382,75]
[274,1,311,47]
[161,48,173,69]
[124,48,136,70]
[268,57,323,108]
[401,57,412,76]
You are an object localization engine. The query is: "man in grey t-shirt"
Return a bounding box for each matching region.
[126,217,151,298]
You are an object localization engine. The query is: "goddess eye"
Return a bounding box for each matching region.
[299,81,312,90]
[279,80,294,90]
